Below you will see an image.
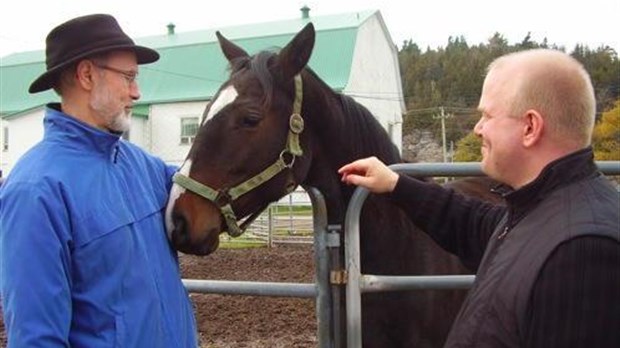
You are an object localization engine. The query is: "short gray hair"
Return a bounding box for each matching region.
[489,49,596,147]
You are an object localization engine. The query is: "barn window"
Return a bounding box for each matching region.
[180,117,199,145]
[2,127,7,151]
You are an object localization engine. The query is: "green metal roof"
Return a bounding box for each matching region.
[1,10,376,116]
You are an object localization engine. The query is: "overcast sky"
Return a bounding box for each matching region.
[1,0,618,58]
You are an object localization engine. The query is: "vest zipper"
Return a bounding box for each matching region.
[497,225,510,240]
[497,207,515,240]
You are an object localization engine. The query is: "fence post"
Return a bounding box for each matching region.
[305,186,335,348]
[268,206,273,248]
[327,224,344,348]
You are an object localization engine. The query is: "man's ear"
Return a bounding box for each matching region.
[523,110,544,148]
[75,60,96,91]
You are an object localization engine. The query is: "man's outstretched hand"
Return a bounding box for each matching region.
[338,156,399,193]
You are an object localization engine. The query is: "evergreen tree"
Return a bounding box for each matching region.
[397,33,619,158]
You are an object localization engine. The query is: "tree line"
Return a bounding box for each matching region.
[397,32,620,161]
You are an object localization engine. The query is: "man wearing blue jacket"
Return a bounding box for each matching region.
[0,14,198,347]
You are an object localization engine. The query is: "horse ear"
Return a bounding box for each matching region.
[276,23,315,80]
[216,31,249,62]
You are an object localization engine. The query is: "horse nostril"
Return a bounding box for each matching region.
[169,212,222,255]
[172,214,188,245]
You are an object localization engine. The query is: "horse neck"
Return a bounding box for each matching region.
[308,82,399,163]
[300,76,401,223]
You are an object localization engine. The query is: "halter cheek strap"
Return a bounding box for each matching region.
[173,74,304,237]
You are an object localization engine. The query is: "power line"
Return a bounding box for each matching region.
[405,106,479,115]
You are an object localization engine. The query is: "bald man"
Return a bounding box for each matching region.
[339,49,619,348]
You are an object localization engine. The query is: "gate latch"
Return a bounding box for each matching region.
[330,270,348,285]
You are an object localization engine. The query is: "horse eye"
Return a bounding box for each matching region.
[241,115,261,127]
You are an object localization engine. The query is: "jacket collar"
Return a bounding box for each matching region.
[498,147,598,224]
[43,103,122,160]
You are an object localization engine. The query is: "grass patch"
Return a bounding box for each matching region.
[218,233,270,249]
[270,205,312,215]
[219,240,267,249]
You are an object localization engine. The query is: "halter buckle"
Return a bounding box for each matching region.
[279,150,296,168]
[289,113,304,134]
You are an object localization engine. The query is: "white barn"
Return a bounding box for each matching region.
[0,8,405,177]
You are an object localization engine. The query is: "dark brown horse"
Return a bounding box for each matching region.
[165,23,500,347]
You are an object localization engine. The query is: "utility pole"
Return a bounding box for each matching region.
[433,107,452,162]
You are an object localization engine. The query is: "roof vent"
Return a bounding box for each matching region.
[300,5,310,19]
[167,23,176,35]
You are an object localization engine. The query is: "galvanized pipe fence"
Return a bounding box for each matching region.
[218,188,315,246]
[180,161,620,348]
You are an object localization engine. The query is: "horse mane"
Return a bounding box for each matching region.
[301,68,401,166]
[339,93,401,164]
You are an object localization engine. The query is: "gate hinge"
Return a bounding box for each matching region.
[330,270,348,285]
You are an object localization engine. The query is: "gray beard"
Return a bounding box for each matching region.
[107,110,131,134]
[90,84,131,134]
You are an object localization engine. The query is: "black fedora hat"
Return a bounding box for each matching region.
[29,14,160,93]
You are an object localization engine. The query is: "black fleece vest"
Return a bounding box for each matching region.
[443,174,619,347]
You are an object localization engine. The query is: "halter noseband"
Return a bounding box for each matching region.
[172,74,304,237]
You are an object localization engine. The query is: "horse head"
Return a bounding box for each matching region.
[165,24,317,255]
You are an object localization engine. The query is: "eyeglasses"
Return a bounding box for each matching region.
[93,63,138,84]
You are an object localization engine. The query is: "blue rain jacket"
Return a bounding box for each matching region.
[0,105,197,347]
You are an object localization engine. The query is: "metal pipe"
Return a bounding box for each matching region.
[361,275,475,292]
[344,186,369,348]
[327,225,344,348]
[182,279,317,298]
[389,161,620,177]
[306,186,334,348]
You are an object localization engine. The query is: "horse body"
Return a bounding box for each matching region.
[166,23,497,347]
[300,74,472,347]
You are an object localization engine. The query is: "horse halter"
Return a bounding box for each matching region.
[172,74,304,237]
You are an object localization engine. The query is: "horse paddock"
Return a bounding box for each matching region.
[0,244,317,347]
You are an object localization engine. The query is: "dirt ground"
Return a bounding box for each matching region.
[183,244,317,347]
[0,244,318,347]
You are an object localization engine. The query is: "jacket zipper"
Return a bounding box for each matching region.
[113,144,119,163]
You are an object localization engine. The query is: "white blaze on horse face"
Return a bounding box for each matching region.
[165,159,193,239]
[201,86,239,125]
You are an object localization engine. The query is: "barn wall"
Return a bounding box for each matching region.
[346,13,404,152]
[148,100,209,165]
[128,116,147,149]
[1,110,44,175]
